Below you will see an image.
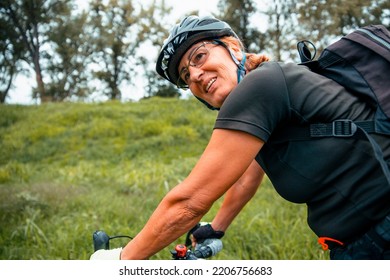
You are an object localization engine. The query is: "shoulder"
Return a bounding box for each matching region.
[231,62,293,106]
[246,61,286,81]
[216,62,292,142]
[248,61,307,77]
[242,62,311,92]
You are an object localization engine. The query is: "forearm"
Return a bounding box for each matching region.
[212,161,264,232]
[121,184,208,259]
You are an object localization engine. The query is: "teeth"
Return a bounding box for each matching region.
[206,78,216,92]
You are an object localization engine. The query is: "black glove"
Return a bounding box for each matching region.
[192,223,225,244]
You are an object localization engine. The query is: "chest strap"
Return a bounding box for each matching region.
[270,119,390,189]
[310,119,375,137]
[272,119,375,141]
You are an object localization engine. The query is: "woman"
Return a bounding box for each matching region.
[91,15,390,260]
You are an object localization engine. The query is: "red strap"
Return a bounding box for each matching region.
[318,237,344,250]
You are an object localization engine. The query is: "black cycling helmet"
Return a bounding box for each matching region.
[156,15,240,87]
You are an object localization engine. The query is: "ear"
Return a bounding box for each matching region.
[229,44,244,62]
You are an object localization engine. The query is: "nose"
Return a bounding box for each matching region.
[188,66,204,84]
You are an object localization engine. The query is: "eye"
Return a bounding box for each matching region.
[180,68,190,83]
[183,71,190,83]
[191,50,207,66]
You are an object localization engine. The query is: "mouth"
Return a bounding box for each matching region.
[206,78,216,93]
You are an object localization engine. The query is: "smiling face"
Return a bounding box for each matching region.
[177,40,243,109]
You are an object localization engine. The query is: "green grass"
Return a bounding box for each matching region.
[0,98,328,260]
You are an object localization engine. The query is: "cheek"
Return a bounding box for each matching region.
[219,67,238,91]
[218,59,238,83]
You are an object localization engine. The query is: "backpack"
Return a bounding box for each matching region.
[287,25,390,183]
[297,24,390,137]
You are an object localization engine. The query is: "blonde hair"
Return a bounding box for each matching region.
[219,36,270,72]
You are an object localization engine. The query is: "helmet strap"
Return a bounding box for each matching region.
[237,52,246,83]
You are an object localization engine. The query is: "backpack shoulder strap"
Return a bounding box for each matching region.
[346,25,390,63]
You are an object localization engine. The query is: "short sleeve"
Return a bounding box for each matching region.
[214,62,290,142]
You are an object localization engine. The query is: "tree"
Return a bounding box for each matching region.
[297,0,390,54]
[88,0,143,100]
[87,0,179,100]
[0,16,24,103]
[215,0,301,61]
[262,0,300,61]
[45,10,93,101]
[0,0,71,102]
[216,0,260,52]
[138,0,180,98]
[141,56,180,99]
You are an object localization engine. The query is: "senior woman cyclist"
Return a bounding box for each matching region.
[91,15,390,260]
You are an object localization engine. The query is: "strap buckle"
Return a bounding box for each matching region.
[310,119,358,138]
[332,119,357,137]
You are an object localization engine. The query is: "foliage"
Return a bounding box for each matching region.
[216,0,260,52]
[131,1,176,99]
[262,0,301,61]
[1,0,389,103]
[0,11,24,103]
[0,0,173,103]
[143,61,181,98]
[0,0,73,102]
[0,99,327,260]
[45,9,92,101]
[88,0,141,100]
[87,0,173,101]
[297,0,390,54]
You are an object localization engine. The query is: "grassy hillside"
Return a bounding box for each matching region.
[0,98,328,260]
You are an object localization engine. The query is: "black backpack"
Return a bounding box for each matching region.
[297,24,390,137]
[290,25,390,183]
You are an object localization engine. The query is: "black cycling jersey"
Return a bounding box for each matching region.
[215,61,390,241]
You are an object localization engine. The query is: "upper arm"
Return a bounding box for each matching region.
[182,128,264,207]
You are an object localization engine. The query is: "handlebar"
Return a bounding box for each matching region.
[171,238,223,260]
[92,230,222,260]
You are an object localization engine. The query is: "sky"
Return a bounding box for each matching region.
[8,0,268,104]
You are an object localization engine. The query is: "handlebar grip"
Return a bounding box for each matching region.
[93,230,110,251]
[193,238,223,259]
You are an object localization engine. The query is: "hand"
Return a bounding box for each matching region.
[191,223,224,247]
[90,247,122,260]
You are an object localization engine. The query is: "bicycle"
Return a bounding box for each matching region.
[92,223,223,260]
